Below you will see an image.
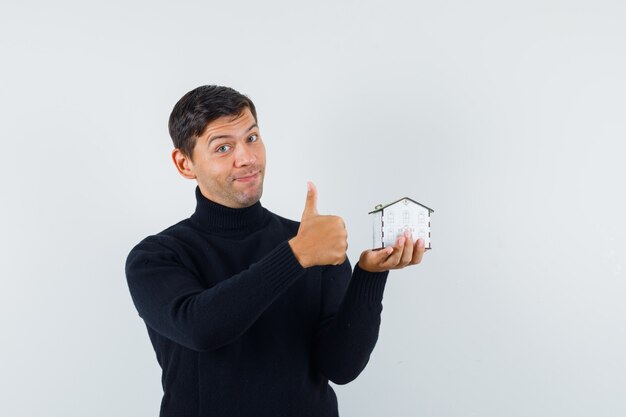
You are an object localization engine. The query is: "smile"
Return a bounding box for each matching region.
[234,172,259,182]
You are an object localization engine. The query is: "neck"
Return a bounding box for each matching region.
[189,186,266,233]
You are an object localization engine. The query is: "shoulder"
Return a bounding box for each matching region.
[142,218,198,246]
[264,208,300,235]
[125,219,196,267]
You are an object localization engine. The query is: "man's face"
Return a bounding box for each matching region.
[187,108,266,208]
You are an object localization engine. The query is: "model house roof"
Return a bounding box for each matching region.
[368,197,435,214]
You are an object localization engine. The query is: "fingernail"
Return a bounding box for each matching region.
[404,230,411,238]
[418,239,425,248]
[399,237,405,246]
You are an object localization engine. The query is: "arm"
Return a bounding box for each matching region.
[312,260,388,385]
[312,231,428,384]
[126,181,342,353]
[289,182,423,383]
[125,238,305,352]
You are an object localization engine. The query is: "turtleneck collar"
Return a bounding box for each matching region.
[189,186,267,233]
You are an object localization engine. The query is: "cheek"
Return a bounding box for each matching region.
[258,144,267,164]
[211,160,234,181]
[196,159,227,181]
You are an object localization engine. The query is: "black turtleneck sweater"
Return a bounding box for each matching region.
[125,187,389,417]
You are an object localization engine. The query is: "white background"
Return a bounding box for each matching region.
[1,1,625,416]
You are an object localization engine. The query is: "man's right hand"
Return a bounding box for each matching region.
[288,182,348,268]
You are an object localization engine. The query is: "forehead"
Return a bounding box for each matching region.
[201,108,256,137]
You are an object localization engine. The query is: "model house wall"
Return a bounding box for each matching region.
[370,198,433,250]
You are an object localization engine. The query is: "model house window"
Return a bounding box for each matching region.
[402,211,409,223]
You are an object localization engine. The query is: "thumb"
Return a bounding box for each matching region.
[359,247,393,272]
[365,246,393,263]
[301,181,318,220]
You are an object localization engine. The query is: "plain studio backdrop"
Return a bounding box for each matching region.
[1,0,625,416]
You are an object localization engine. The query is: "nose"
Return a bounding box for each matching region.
[234,144,256,167]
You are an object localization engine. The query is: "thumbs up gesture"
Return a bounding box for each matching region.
[288,182,348,268]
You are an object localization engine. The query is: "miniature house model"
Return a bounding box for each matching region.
[369,197,434,250]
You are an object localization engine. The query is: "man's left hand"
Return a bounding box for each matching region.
[358,231,426,273]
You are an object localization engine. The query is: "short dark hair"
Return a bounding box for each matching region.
[168,85,257,159]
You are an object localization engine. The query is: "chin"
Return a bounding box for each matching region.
[238,188,263,207]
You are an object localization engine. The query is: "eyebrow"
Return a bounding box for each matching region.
[207,123,258,144]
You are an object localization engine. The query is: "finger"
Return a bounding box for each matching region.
[334,251,348,265]
[381,235,405,268]
[399,231,414,266]
[301,181,318,220]
[364,247,393,266]
[411,238,426,264]
[377,246,394,262]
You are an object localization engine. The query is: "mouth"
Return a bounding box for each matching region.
[233,171,260,183]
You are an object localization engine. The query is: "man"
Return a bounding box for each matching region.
[125,85,426,417]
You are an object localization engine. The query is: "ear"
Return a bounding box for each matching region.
[172,148,197,179]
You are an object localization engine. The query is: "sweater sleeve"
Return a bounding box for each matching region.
[312,260,389,385]
[125,237,305,352]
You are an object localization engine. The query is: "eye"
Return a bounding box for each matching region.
[216,144,231,153]
[248,134,258,142]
